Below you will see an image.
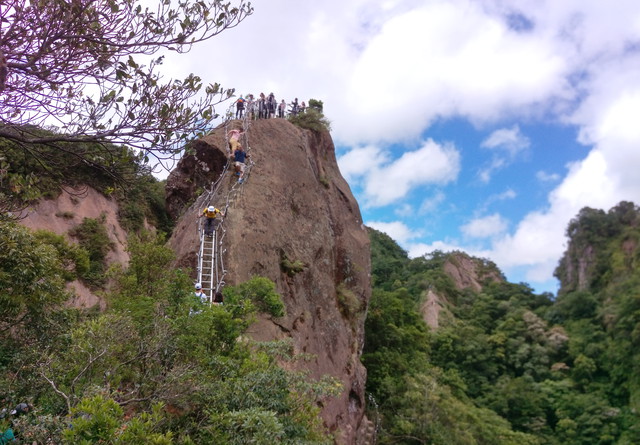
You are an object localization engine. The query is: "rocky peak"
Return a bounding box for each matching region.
[443,251,504,292]
[167,118,372,444]
[420,252,504,330]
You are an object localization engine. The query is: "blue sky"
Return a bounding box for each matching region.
[162,0,640,295]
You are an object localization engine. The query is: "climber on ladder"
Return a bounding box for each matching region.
[199,205,223,237]
[232,144,250,183]
[227,127,244,155]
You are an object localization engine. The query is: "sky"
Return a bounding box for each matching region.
[162,0,640,295]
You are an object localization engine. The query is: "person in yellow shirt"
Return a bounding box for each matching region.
[199,205,222,236]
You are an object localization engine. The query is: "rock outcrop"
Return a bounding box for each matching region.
[18,185,131,308]
[421,252,504,330]
[167,119,372,444]
[443,251,504,292]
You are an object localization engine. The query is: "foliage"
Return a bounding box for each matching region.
[336,282,362,318]
[33,229,91,282]
[0,220,68,334]
[308,99,324,113]
[0,127,173,234]
[68,215,114,287]
[364,203,640,444]
[225,276,286,318]
[288,98,331,132]
[0,231,335,443]
[0,0,253,185]
[280,252,306,277]
[62,395,172,444]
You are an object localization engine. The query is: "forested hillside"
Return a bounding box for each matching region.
[364,201,640,445]
[0,135,338,443]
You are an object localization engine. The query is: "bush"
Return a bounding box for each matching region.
[68,215,113,286]
[226,276,286,318]
[288,108,331,132]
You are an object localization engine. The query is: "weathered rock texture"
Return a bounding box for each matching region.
[421,252,504,329]
[167,119,372,444]
[443,252,504,292]
[18,185,130,308]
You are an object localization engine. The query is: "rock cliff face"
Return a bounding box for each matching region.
[443,252,504,292]
[18,185,131,308]
[421,252,504,329]
[166,119,372,444]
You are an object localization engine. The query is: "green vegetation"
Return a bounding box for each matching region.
[288,99,332,132]
[0,226,335,443]
[336,282,362,318]
[2,0,251,184]
[280,252,306,277]
[364,204,640,444]
[0,126,173,233]
[68,215,114,287]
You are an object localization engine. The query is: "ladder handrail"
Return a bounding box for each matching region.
[194,103,256,304]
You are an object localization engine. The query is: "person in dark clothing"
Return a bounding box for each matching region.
[267,92,276,118]
[235,96,245,119]
[233,144,250,183]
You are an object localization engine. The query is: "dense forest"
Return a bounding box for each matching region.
[363,201,640,444]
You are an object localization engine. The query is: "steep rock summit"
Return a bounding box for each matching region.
[421,252,504,329]
[167,119,372,444]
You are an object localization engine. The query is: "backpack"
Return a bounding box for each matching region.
[0,428,15,444]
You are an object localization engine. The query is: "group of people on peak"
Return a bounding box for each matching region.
[234,93,307,120]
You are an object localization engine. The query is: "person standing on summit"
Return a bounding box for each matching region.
[267,92,276,118]
[235,95,245,119]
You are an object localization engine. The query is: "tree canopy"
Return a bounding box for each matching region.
[364,217,640,444]
[0,0,252,176]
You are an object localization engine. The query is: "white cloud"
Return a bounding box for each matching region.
[478,125,530,183]
[461,214,509,239]
[368,220,418,244]
[481,125,531,155]
[407,240,492,262]
[419,191,446,214]
[337,145,388,184]
[394,203,415,218]
[489,188,517,203]
[536,171,561,183]
[336,1,571,144]
[347,139,460,207]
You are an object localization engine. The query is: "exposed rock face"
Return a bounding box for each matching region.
[421,252,504,330]
[167,119,372,444]
[556,243,596,293]
[18,186,130,308]
[443,252,504,292]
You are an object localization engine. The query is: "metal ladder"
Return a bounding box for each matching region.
[193,103,255,303]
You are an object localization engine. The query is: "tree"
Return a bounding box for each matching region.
[0,220,68,333]
[0,0,253,177]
